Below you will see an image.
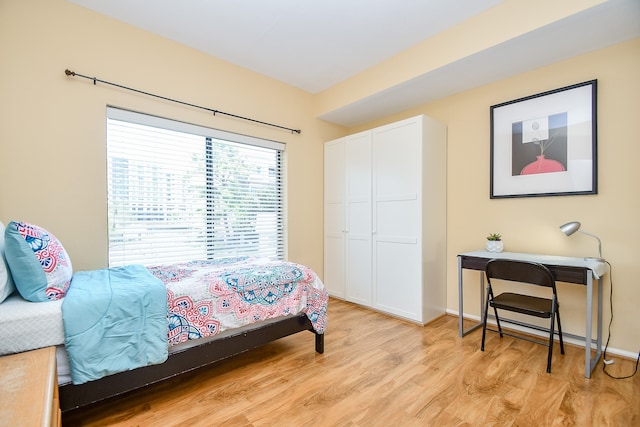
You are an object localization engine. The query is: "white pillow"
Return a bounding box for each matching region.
[0,221,16,303]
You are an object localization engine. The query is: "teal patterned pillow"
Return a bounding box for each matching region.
[0,221,16,303]
[4,221,73,302]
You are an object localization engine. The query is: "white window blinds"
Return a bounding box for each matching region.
[106,107,285,266]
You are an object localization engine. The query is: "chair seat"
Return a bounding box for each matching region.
[491,292,553,318]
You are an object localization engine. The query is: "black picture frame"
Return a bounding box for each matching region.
[490,80,597,198]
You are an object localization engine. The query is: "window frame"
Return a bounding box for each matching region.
[106,107,287,266]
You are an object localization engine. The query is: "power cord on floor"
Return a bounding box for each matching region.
[601,260,640,379]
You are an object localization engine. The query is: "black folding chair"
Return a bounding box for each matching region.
[481,259,564,373]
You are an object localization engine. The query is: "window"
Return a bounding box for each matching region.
[107,107,285,266]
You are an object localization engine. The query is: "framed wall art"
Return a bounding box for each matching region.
[490,80,597,198]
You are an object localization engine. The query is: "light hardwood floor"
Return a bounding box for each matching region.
[63,298,639,426]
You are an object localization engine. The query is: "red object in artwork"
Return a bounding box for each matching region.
[520,155,566,175]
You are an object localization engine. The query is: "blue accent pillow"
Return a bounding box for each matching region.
[0,221,16,303]
[4,221,73,302]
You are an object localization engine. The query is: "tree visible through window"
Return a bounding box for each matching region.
[106,108,285,266]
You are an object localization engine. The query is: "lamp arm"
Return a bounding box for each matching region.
[578,229,602,259]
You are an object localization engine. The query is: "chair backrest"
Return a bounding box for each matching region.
[485,259,556,290]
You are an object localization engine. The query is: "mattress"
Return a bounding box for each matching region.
[0,293,310,385]
[0,293,65,355]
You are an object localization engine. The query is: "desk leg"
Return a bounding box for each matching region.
[458,256,463,337]
[597,276,603,365]
[585,275,603,378]
[458,256,485,337]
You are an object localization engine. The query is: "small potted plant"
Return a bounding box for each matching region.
[486,233,503,253]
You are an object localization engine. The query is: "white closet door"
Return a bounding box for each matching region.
[345,131,372,306]
[323,138,346,298]
[372,118,423,321]
[324,114,446,324]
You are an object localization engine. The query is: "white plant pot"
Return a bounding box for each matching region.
[486,240,503,253]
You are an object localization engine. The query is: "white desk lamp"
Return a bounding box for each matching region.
[559,221,604,261]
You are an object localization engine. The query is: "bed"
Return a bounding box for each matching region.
[0,221,327,412]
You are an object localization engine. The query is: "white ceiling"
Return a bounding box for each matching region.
[69,0,640,127]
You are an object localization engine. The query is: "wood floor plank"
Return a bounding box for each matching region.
[63,298,640,426]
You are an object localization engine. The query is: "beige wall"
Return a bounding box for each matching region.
[350,38,640,356]
[1,0,638,355]
[0,0,345,275]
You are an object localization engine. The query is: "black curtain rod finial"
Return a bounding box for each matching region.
[65,69,76,76]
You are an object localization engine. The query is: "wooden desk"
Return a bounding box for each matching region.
[0,346,60,426]
[458,251,608,379]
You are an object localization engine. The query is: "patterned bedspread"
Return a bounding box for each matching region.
[147,257,328,346]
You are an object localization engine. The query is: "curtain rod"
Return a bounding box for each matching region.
[64,69,301,135]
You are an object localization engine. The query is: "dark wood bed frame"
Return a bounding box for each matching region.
[60,313,324,412]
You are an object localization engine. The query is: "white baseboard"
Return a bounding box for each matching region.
[446,309,638,361]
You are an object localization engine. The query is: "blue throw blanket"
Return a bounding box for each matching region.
[62,265,168,384]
